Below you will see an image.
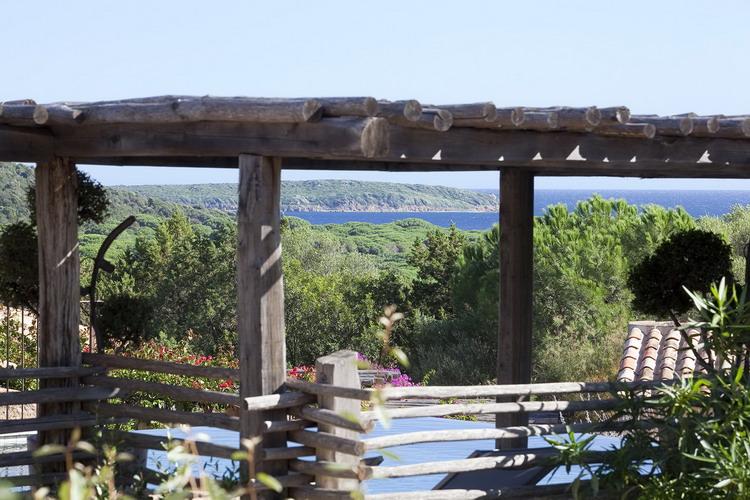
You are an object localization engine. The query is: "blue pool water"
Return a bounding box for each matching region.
[140,417,620,494]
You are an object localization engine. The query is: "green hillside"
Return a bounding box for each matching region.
[0,164,471,263]
[113,179,498,213]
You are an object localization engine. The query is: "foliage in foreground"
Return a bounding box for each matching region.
[552,279,750,499]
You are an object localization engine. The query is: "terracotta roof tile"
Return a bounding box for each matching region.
[618,322,715,382]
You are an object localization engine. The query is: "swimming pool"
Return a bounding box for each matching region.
[138,417,621,494]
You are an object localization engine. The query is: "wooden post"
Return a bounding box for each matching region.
[237,155,288,485]
[496,168,534,450]
[314,350,361,492]
[36,158,81,451]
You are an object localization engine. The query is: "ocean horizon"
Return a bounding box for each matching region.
[284,189,750,231]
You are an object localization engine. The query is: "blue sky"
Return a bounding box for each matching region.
[4,1,750,189]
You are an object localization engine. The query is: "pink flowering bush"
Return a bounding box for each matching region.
[103,339,417,423]
[357,353,416,387]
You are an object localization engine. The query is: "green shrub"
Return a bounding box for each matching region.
[628,229,733,322]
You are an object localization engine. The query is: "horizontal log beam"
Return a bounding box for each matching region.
[263,418,316,433]
[245,391,316,411]
[0,412,124,435]
[4,119,750,177]
[284,379,372,401]
[362,421,624,450]
[0,366,104,380]
[290,459,360,480]
[0,124,54,161]
[374,379,676,400]
[289,429,366,457]
[362,448,611,479]
[363,399,617,421]
[264,446,316,461]
[292,406,375,433]
[84,375,241,406]
[42,97,326,126]
[52,117,389,160]
[82,352,239,380]
[108,430,240,459]
[94,402,240,431]
[0,386,120,406]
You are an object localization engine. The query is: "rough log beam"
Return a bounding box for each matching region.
[0,366,104,380]
[42,97,326,125]
[49,118,390,160]
[237,154,288,487]
[36,157,81,458]
[497,168,534,450]
[5,123,750,176]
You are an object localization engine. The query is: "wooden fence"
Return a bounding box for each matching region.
[0,349,653,497]
[242,350,656,499]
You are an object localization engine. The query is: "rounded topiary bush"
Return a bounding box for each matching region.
[628,229,733,321]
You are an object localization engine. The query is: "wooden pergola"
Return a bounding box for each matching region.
[2,95,750,457]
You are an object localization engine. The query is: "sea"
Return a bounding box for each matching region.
[284,189,750,230]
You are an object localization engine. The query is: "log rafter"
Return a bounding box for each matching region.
[1,96,750,177]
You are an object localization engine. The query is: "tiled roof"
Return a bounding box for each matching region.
[617,321,708,382]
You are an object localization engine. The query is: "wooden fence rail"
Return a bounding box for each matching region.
[284,377,674,402]
[0,386,120,406]
[84,375,241,406]
[82,352,239,380]
[93,402,240,431]
[0,366,104,380]
[0,348,657,498]
[361,398,619,420]
[254,350,661,498]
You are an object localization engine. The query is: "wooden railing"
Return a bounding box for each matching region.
[0,351,649,497]
[243,350,658,499]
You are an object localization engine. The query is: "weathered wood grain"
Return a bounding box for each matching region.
[362,421,620,450]
[497,168,534,450]
[67,96,324,124]
[0,366,104,380]
[314,350,363,490]
[284,378,371,401]
[53,117,390,159]
[35,157,81,456]
[363,399,617,423]
[376,100,422,122]
[292,405,374,433]
[0,412,111,435]
[0,103,37,126]
[263,418,315,433]
[362,448,610,479]
[632,115,693,136]
[245,391,316,411]
[290,429,366,457]
[237,154,288,484]
[263,445,316,461]
[318,97,379,117]
[0,386,119,406]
